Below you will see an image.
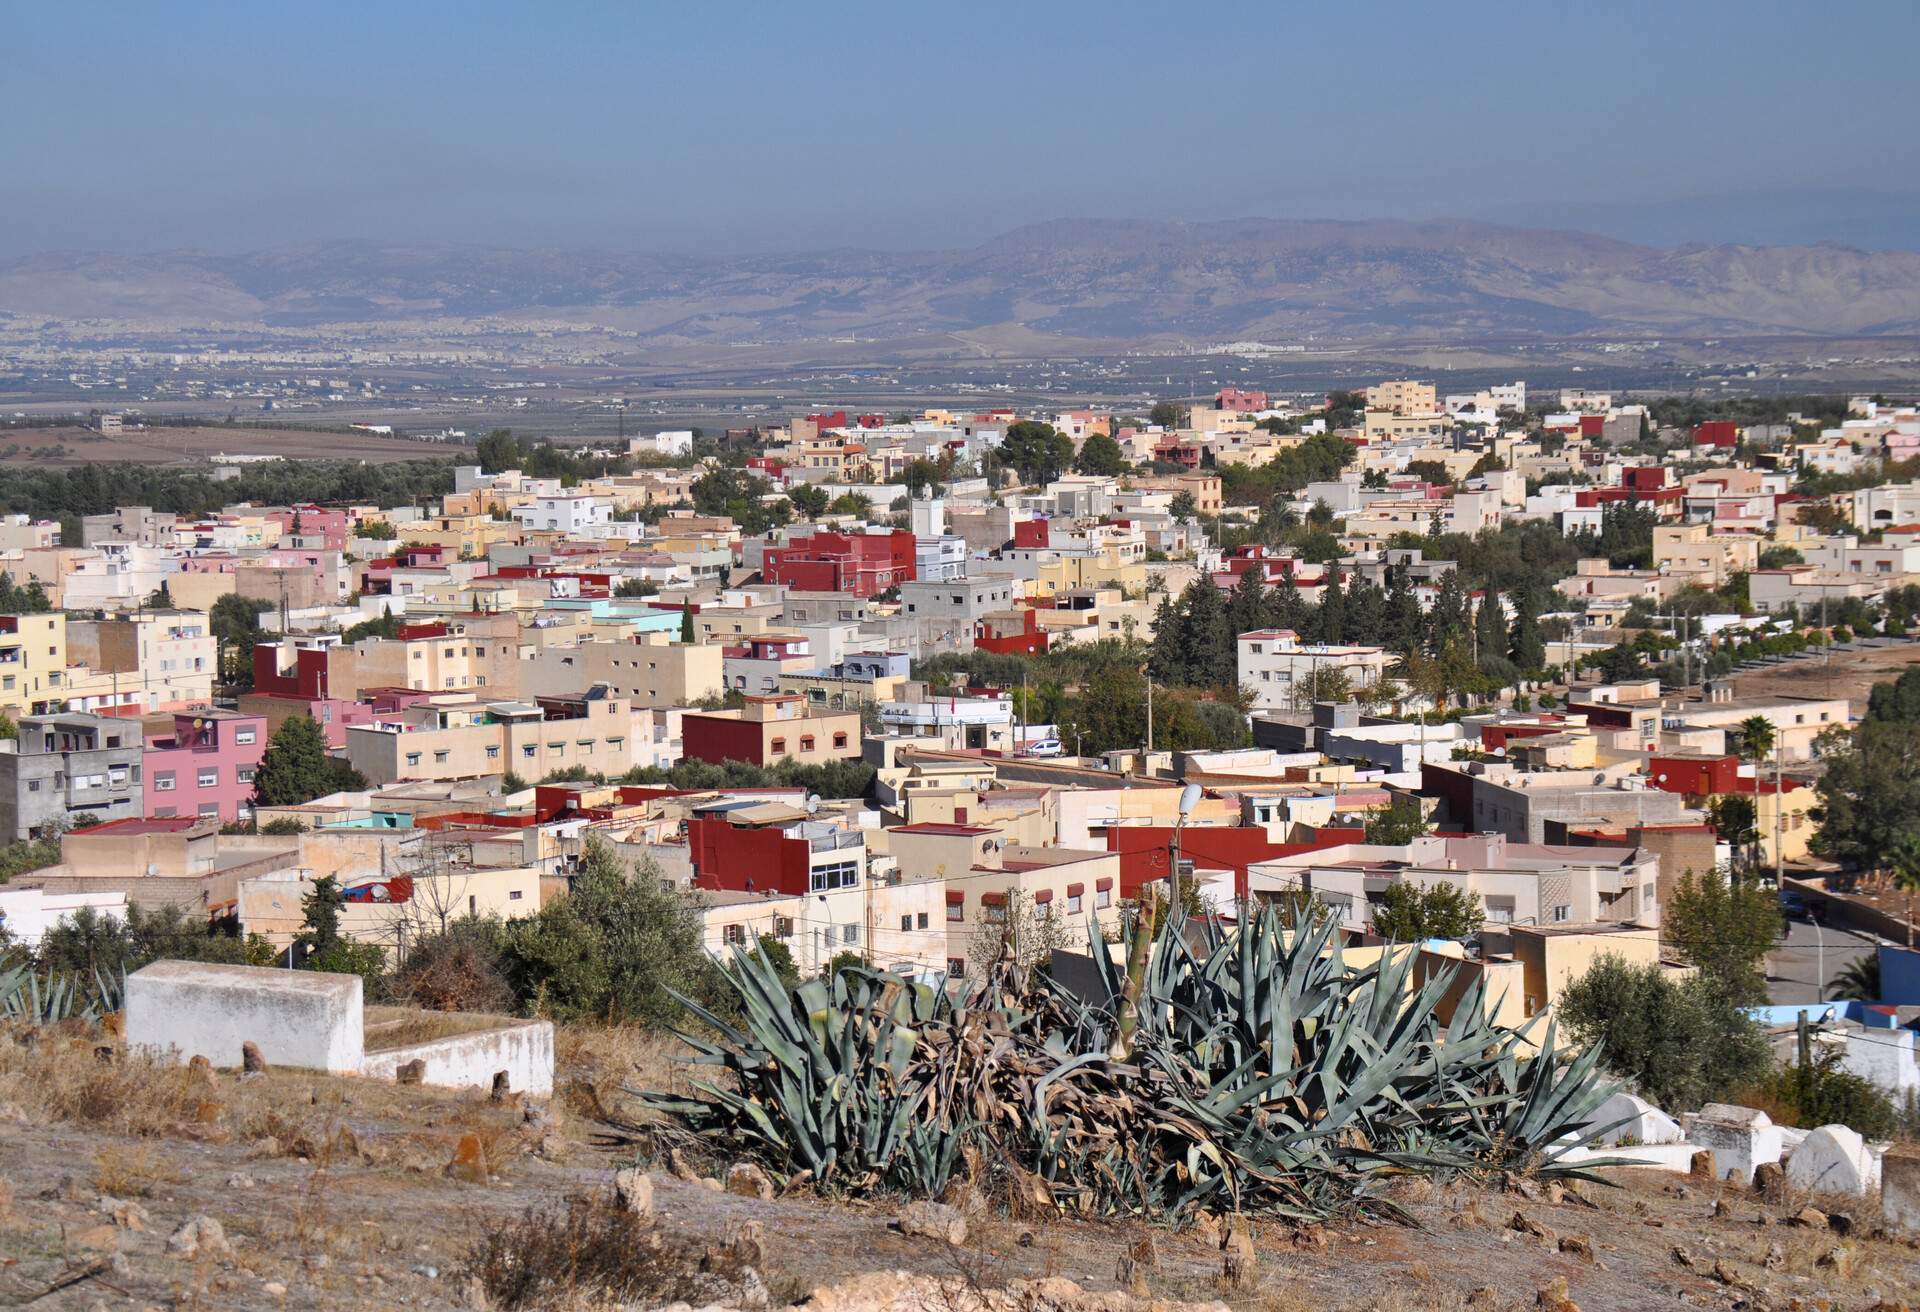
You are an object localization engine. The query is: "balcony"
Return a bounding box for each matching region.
[807,830,865,854]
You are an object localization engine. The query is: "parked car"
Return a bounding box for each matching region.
[1022,737,1064,758]
[1779,891,1811,922]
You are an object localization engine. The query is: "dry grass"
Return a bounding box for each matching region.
[0,1174,14,1229]
[92,1142,179,1197]
[554,1024,681,1138]
[463,1194,761,1312]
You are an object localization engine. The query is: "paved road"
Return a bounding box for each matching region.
[1763,915,1882,1005]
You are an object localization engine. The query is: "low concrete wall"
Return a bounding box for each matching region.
[360,1019,555,1097]
[127,961,363,1073]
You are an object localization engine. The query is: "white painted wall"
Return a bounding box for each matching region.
[359,1019,555,1097]
[127,961,363,1073]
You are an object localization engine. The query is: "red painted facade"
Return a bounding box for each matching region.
[1217,388,1268,412]
[762,529,917,598]
[1694,421,1738,448]
[1103,823,1363,900]
[688,816,814,896]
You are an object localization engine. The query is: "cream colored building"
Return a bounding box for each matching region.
[344,692,647,785]
[521,634,723,708]
[0,612,68,719]
[1652,523,1759,588]
[1366,380,1438,416]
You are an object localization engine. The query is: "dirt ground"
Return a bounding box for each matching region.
[0,425,454,467]
[0,1025,1914,1312]
[1728,639,1920,717]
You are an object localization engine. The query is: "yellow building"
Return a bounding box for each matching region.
[1366,380,1438,415]
[0,612,68,718]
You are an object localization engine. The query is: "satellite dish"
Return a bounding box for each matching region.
[805,794,821,815]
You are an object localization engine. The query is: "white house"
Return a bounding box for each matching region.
[1236,629,1391,711]
[511,494,615,536]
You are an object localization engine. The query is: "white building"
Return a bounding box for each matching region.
[632,430,694,458]
[1236,629,1391,711]
[511,494,615,536]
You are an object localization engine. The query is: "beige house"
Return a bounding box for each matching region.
[344,691,647,785]
[521,634,723,708]
[325,616,528,700]
[1652,523,1759,588]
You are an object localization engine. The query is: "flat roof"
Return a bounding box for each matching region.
[892,822,994,836]
[69,816,204,837]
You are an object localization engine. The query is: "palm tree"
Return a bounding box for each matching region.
[1893,832,1920,949]
[1734,715,1776,766]
[1828,952,1881,1002]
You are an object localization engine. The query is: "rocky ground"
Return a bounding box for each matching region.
[0,1025,1915,1312]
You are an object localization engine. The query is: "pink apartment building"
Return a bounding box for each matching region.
[144,708,269,823]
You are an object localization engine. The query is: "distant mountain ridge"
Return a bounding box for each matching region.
[5,218,1919,344]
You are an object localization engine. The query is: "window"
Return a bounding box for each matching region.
[522,745,536,758]
[154,772,176,792]
[26,780,38,793]
[946,957,966,978]
[822,925,837,947]
[773,915,793,938]
[235,728,256,745]
[811,860,858,892]
[237,767,255,784]
[434,750,449,764]
[198,802,219,817]
[946,900,963,922]
[984,902,1007,925]
[549,743,564,756]
[833,732,848,750]
[508,890,524,901]
[197,768,218,788]
[722,924,746,946]
[1068,893,1083,914]
[842,925,859,947]
[486,746,500,759]
[917,912,929,930]
[405,753,421,767]
[1552,904,1571,923]
[770,737,787,755]
[800,735,815,752]
[901,915,914,932]
[1097,888,1112,909]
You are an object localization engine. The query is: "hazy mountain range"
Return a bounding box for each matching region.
[5,218,1919,347]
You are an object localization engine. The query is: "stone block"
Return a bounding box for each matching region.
[1683,1103,1782,1186]
[1785,1124,1873,1197]
[127,961,362,1074]
[1583,1091,1684,1145]
[1882,1145,1920,1237]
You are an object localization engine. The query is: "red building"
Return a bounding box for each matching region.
[1693,421,1738,448]
[762,529,917,597]
[973,609,1049,656]
[1103,823,1362,900]
[1011,518,1051,549]
[1217,388,1268,412]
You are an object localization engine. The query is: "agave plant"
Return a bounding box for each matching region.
[0,956,125,1026]
[639,902,1625,1222]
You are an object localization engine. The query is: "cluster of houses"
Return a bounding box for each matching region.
[2,384,1920,1104]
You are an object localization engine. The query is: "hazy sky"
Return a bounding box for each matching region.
[7,0,1917,257]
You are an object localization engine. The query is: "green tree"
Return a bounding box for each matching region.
[1662,868,1780,1007]
[1893,833,1920,949]
[1828,951,1881,1002]
[1508,588,1547,674]
[614,577,658,598]
[500,840,712,1025]
[1370,881,1484,941]
[787,483,830,518]
[1364,797,1430,845]
[1560,955,1770,1112]
[679,602,695,644]
[1074,432,1127,477]
[352,519,398,540]
[901,459,942,498]
[1169,491,1198,522]
[0,711,15,742]
[999,421,1075,486]
[251,714,341,807]
[1707,794,1761,874]
[1148,402,1184,429]
[209,592,271,689]
[1732,715,1776,765]
[476,429,525,474]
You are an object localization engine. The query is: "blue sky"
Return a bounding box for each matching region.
[6,0,1916,255]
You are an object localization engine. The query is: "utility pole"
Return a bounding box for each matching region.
[1774,729,1784,888]
[1145,670,1154,756]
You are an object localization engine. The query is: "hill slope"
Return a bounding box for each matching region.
[5,218,1919,344]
